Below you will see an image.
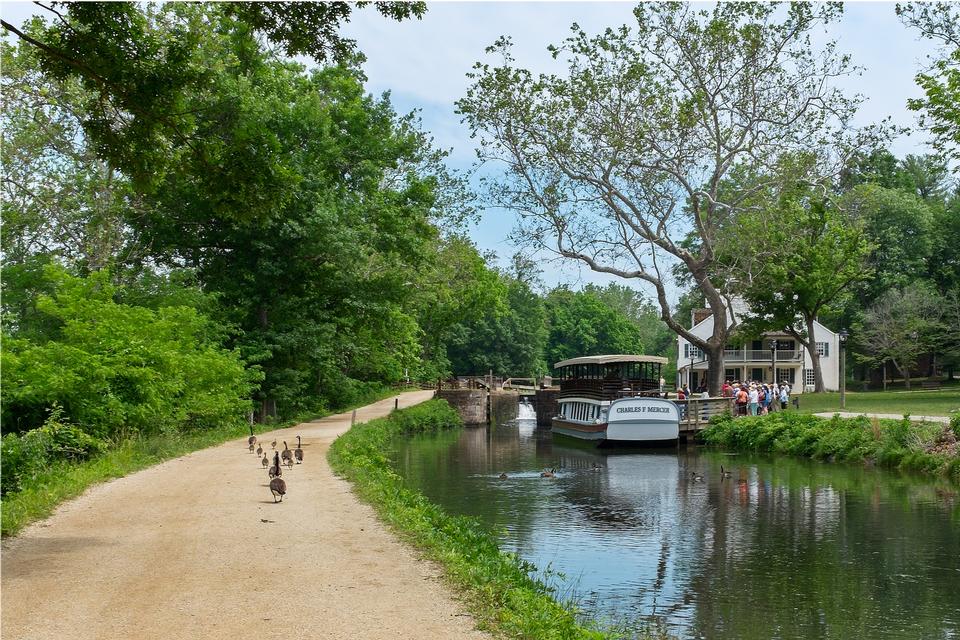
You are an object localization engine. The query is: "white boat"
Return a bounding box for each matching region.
[551,355,679,446]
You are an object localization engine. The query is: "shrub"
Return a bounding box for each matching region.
[1,267,259,440]
[701,411,958,481]
[1,405,107,495]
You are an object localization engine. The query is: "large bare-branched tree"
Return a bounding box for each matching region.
[458,2,880,393]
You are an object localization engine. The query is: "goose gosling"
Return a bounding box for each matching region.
[270,477,287,502]
[294,435,304,464]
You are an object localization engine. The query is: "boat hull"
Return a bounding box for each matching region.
[552,397,680,445]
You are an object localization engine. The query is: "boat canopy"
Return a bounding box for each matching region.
[554,354,668,368]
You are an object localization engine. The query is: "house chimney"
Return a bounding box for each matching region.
[692,308,713,327]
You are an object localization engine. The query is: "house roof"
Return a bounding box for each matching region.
[554,354,669,368]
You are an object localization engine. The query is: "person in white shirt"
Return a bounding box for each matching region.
[748,385,760,416]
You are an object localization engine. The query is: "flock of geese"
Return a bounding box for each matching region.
[497,462,604,480]
[247,430,304,502]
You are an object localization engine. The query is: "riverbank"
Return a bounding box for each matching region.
[328,400,621,639]
[1,385,411,537]
[701,411,960,482]
[2,390,492,640]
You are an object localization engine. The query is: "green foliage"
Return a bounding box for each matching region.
[897,3,960,169]
[544,287,646,365]
[1,267,257,442]
[1,405,108,495]
[328,400,611,639]
[702,412,959,482]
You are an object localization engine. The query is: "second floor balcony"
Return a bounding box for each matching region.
[721,349,802,362]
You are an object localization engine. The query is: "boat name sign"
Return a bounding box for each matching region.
[615,405,671,414]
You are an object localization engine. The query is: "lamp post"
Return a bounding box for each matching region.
[769,339,777,384]
[839,329,849,409]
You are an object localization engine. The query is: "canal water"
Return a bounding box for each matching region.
[390,406,960,639]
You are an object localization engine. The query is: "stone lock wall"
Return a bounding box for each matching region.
[436,389,488,425]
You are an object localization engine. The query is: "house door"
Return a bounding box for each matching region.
[751,368,764,382]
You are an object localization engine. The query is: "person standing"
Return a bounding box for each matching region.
[748,384,760,416]
[779,383,789,410]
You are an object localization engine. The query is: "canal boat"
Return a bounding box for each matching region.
[551,355,679,445]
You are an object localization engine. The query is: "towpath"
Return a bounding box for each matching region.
[2,390,489,640]
[813,411,952,424]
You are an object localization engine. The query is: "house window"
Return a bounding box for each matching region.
[804,369,815,386]
[816,342,829,357]
[724,368,738,382]
[683,344,703,360]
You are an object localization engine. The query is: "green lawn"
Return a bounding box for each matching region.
[796,388,960,417]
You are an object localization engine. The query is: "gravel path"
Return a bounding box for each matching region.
[813,411,952,424]
[2,390,490,640]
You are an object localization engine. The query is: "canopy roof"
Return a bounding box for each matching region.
[554,354,669,368]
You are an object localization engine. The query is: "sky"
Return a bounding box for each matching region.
[1,1,943,300]
[333,2,941,296]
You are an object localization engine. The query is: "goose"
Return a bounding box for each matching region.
[720,466,732,479]
[281,441,293,465]
[591,462,603,471]
[248,442,255,453]
[261,454,269,469]
[498,473,508,480]
[268,452,282,479]
[284,457,293,469]
[540,468,556,478]
[247,427,257,448]
[294,435,304,464]
[692,473,704,482]
[256,443,263,457]
[270,476,287,502]
[271,439,277,450]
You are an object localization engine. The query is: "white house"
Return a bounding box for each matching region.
[676,304,840,393]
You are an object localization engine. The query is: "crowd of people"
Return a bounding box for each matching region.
[673,380,791,417]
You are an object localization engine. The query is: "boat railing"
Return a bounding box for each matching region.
[558,378,660,399]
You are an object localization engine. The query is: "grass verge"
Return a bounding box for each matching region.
[701,411,960,483]
[328,399,670,640]
[796,388,960,417]
[1,385,406,538]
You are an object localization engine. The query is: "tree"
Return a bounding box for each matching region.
[458,3,877,394]
[0,39,143,274]
[897,3,960,169]
[844,183,935,300]
[855,286,943,389]
[444,274,548,378]
[543,288,646,366]
[728,183,872,391]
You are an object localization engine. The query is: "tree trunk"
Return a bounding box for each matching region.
[804,315,826,392]
[890,358,911,390]
[704,344,725,397]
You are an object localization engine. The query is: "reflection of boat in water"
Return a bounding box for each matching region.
[551,355,679,446]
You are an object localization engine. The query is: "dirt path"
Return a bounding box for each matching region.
[813,411,951,424]
[2,391,490,640]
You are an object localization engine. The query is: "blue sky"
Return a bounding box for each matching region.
[334,2,940,295]
[1,1,941,299]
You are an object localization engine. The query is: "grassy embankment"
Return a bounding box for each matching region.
[702,411,960,483]
[796,386,960,417]
[0,386,407,538]
[328,400,668,640]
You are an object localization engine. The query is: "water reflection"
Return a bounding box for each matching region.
[391,418,960,640]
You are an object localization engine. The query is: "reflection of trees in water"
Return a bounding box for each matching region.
[392,427,960,640]
[682,456,960,640]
